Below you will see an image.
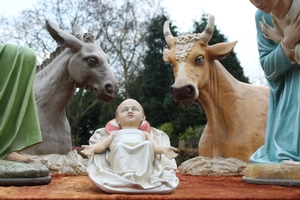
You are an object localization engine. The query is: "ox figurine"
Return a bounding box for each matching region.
[23,20,118,155]
[162,15,269,162]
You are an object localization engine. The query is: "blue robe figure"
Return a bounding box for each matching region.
[249,0,300,164]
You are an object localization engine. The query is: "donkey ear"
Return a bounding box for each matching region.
[73,24,84,41]
[45,19,82,52]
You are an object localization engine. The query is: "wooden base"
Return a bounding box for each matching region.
[0,159,51,186]
[242,163,300,186]
[0,176,52,186]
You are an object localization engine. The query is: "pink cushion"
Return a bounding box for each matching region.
[105,118,151,134]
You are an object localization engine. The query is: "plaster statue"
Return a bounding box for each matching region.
[242,0,300,186]
[22,19,118,155]
[0,43,42,163]
[258,3,300,64]
[162,15,269,163]
[81,99,179,194]
[0,43,51,186]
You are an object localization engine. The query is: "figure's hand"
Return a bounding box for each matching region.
[163,146,178,160]
[80,145,94,156]
[282,10,300,49]
[259,15,283,43]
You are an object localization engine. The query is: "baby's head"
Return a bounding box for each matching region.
[115,99,145,129]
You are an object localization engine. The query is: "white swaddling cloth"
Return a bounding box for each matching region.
[86,127,179,194]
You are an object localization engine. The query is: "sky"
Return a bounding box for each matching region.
[0,0,264,84]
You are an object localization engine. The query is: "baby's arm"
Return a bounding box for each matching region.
[81,134,113,156]
[145,132,178,159]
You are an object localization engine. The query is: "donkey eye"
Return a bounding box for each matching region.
[195,56,204,65]
[87,58,97,66]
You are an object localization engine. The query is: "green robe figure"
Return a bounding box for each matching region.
[0,43,42,163]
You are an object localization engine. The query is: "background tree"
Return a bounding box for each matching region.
[137,13,250,150]
[0,4,250,150]
[139,13,178,128]
[0,0,161,146]
[136,13,206,147]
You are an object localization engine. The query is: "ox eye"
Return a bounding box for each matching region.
[86,58,97,66]
[195,56,204,65]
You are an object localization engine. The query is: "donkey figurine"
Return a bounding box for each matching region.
[23,20,118,155]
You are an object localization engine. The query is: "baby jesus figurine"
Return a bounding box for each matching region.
[81,98,179,194]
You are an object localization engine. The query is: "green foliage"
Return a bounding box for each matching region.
[179,125,205,149]
[69,92,124,146]
[176,149,198,166]
[157,122,174,135]
[139,13,179,128]
[126,68,144,102]
[97,96,124,127]
[157,122,177,146]
[175,125,205,166]
[157,123,202,166]
[66,89,100,146]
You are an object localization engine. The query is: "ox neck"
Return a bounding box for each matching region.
[198,60,242,135]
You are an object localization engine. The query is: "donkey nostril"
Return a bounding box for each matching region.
[105,84,113,94]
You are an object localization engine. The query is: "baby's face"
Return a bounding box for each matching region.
[116,99,145,128]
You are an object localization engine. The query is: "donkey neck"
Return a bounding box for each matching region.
[34,50,75,113]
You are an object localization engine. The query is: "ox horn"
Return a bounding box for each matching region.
[199,15,215,44]
[163,21,174,46]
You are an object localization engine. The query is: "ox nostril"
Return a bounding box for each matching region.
[170,86,178,96]
[169,84,195,101]
[186,85,195,97]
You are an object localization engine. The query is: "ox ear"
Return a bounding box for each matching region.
[163,48,171,63]
[208,41,238,61]
[45,19,82,52]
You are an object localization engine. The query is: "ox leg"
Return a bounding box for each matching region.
[198,125,213,157]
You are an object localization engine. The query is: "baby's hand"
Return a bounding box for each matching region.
[80,145,94,156]
[259,15,283,43]
[163,146,178,160]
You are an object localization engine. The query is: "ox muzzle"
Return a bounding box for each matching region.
[169,84,196,102]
